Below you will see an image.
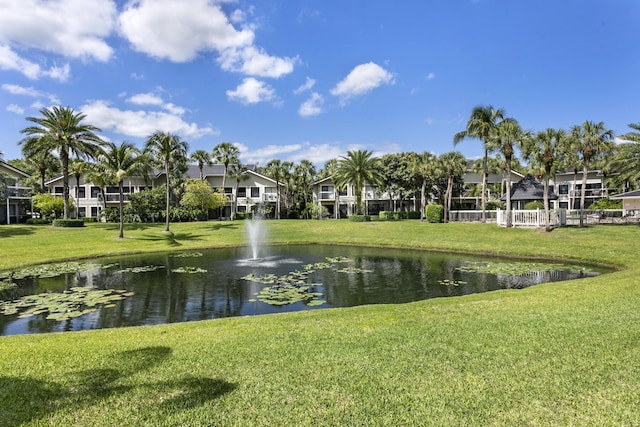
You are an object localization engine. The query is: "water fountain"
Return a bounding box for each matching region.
[245,215,264,261]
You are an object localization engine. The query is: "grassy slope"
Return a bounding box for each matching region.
[0,221,639,426]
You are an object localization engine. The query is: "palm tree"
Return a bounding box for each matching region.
[69,159,90,217]
[294,160,316,219]
[190,150,212,180]
[570,121,615,227]
[98,141,141,239]
[523,128,565,232]
[21,136,59,193]
[489,119,529,227]
[144,131,189,233]
[437,151,467,223]
[334,150,384,215]
[21,106,104,218]
[227,162,250,216]
[454,105,505,222]
[263,159,284,219]
[412,152,437,221]
[212,142,239,189]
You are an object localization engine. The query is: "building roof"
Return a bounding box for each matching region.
[611,189,640,199]
[0,161,30,178]
[500,174,558,202]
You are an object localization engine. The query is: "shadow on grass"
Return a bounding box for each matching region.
[0,225,36,238]
[0,346,237,426]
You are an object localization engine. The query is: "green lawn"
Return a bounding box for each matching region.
[1,221,639,426]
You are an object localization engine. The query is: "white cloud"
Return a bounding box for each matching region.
[1,83,60,104]
[294,77,316,94]
[119,0,254,62]
[426,72,436,80]
[6,104,24,115]
[127,92,164,106]
[218,46,298,78]
[298,93,324,117]
[226,78,275,104]
[0,44,70,81]
[0,0,115,61]
[80,100,218,139]
[330,62,395,104]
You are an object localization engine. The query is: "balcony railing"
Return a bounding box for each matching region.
[320,191,335,200]
[6,186,32,198]
[263,193,277,202]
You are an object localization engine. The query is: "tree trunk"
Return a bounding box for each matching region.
[544,173,551,232]
[505,157,512,228]
[119,180,125,239]
[61,153,70,219]
[579,161,589,227]
[481,147,488,223]
[164,166,171,232]
[420,179,426,221]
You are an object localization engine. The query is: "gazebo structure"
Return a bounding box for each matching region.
[500,174,558,209]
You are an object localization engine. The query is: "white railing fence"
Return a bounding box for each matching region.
[448,210,497,222]
[496,209,566,228]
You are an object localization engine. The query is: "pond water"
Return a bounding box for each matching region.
[0,245,608,336]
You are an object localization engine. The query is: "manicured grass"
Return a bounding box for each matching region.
[1,221,639,426]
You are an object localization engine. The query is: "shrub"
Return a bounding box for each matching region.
[82,217,97,223]
[404,211,421,220]
[524,201,545,210]
[425,204,444,223]
[349,215,371,222]
[486,200,505,210]
[52,219,85,228]
[232,212,250,220]
[379,211,398,221]
[588,198,622,210]
[25,218,52,225]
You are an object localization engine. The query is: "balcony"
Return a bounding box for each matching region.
[263,193,277,202]
[103,193,130,203]
[6,186,32,198]
[320,191,335,200]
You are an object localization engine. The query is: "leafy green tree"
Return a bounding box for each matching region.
[127,186,166,222]
[411,152,437,221]
[608,123,640,191]
[144,131,189,233]
[489,119,529,227]
[523,128,565,232]
[97,141,142,239]
[180,179,227,219]
[21,106,104,218]
[334,150,384,215]
[190,149,212,180]
[570,121,615,227]
[381,152,421,213]
[437,151,467,222]
[33,193,69,219]
[212,142,239,189]
[454,105,505,222]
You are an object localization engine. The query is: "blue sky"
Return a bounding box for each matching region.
[1,0,639,168]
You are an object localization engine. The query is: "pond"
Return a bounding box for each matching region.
[0,245,608,336]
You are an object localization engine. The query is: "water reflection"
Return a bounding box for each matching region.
[0,245,606,336]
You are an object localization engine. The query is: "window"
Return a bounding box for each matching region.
[224,187,233,194]
[54,186,63,194]
[559,184,569,195]
[78,207,86,217]
[339,188,347,196]
[90,186,101,198]
[238,205,247,212]
[78,187,86,198]
[106,186,119,194]
[265,187,276,194]
[321,185,332,192]
[91,206,100,217]
[251,187,260,197]
[238,187,247,197]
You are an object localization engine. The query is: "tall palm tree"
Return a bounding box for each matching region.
[523,128,565,232]
[97,141,141,239]
[144,131,189,233]
[190,150,212,180]
[20,106,104,218]
[227,162,250,216]
[437,151,467,223]
[570,121,615,227]
[294,160,316,219]
[212,142,239,189]
[454,105,505,222]
[489,119,529,227]
[263,159,284,219]
[334,150,384,215]
[412,152,437,221]
[69,159,90,217]
[609,124,640,191]
[21,136,59,193]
